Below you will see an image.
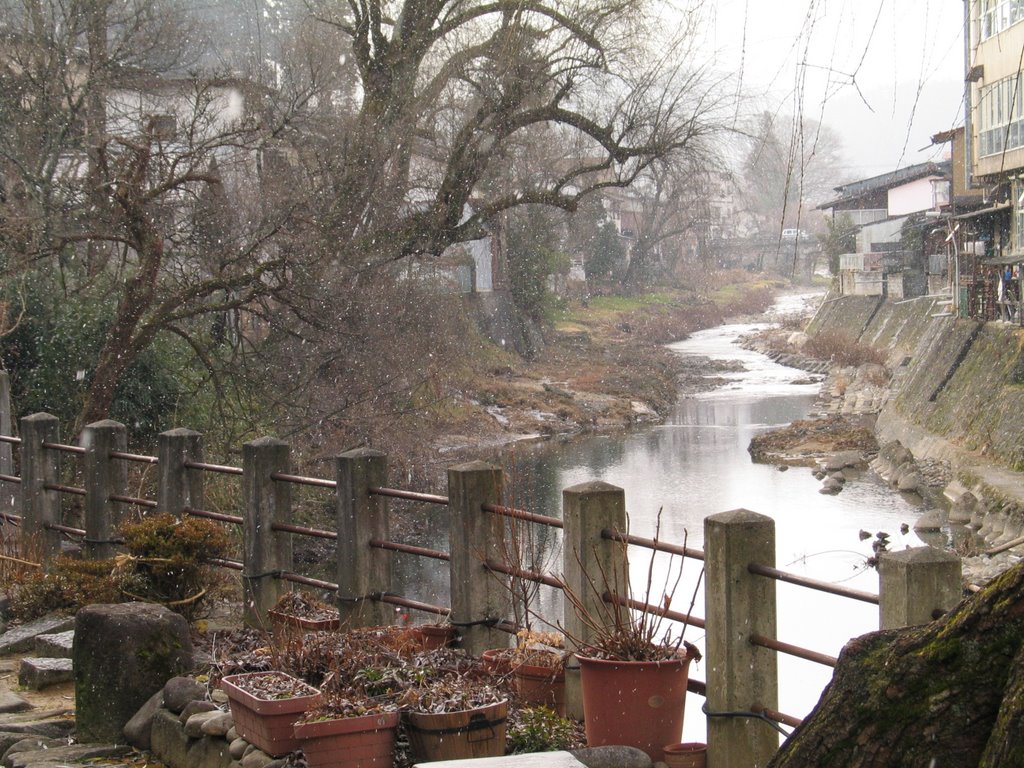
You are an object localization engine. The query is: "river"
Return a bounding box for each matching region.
[399,293,925,740]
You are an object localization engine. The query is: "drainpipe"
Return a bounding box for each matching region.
[964,0,976,193]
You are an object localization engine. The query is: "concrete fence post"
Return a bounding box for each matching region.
[336,448,392,628]
[561,480,627,720]
[242,436,293,628]
[705,509,779,768]
[0,371,15,513]
[447,461,508,656]
[157,428,203,517]
[879,547,963,629]
[81,420,127,560]
[19,413,62,562]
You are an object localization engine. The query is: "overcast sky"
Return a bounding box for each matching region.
[704,0,965,183]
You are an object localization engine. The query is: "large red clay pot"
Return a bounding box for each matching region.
[577,653,693,761]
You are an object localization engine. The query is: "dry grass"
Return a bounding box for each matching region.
[805,331,886,368]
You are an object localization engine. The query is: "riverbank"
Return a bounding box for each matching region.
[425,272,787,465]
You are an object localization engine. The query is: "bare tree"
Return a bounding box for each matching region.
[0,0,312,430]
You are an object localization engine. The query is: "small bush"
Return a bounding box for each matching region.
[9,557,123,620]
[508,706,577,753]
[6,513,230,622]
[804,331,886,368]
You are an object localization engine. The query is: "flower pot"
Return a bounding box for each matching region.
[269,609,340,648]
[663,742,707,768]
[577,654,692,761]
[514,662,565,716]
[293,711,400,768]
[221,672,320,757]
[407,623,455,650]
[480,647,517,676]
[406,699,508,762]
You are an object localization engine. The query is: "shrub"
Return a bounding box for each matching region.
[508,706,577,753]
[804,330,886,368]
[9,557,123,620]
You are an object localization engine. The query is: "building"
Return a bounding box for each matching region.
[962,0,1024,322]
[817,162,951,298]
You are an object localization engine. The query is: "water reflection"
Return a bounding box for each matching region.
[394,295,924,739]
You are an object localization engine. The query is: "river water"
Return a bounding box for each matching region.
[503,293,924,740]
[398,294,924,739]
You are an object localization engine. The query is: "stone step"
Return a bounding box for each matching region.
[3,742,131,768]
[17,658,73,691]
[33,632,73,659]
[0,617,76,656]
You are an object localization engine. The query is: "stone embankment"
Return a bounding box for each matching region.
[776,293,1024,587]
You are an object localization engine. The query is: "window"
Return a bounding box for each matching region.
[1015,180,1024,251]
[979,0,1024,40]
[977,74,1024,157]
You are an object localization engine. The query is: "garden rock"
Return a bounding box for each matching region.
[199,712,233,738]
[17,658,72,691]
[2,742,129,768]
[123,690,164,750]
[73,603,193,744]
[0,694,31,715]
[179,700,219,723]
[163,677,206,714]
[33,632,73,659]
[0,616,76,656]
[229,737,248,759]
[240,748,275,768]
[151,709,190,768]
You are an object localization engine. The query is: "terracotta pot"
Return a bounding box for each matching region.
[577,653,692,761]
[221,672,320,757]
[406,699,508,762]
[268,609,340,648]
[407,623,455,650]
[293,711,400,768]
[480,647,517,676]
[514,661,566,716]
[663,742,707,768]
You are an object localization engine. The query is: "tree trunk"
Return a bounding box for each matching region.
[768,563,1024,767]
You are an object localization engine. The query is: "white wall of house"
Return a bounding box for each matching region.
[857,217,907,252]
[887,177,944,216]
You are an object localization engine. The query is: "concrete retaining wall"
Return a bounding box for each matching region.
[812,294,1024,475]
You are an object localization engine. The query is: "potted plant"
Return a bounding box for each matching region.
[510,630,567,716]
[269,590,341,648]
[293,690,400,768]
[221,671,321,757]
[563,513,703,761]
[405,618,456,651]
[400,680,508,762]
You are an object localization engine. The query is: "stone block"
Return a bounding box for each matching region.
[0,616,76,655]
[74,603,193,744]
[33,631,74,659]
[17,658,73,690]
[151,709,191,768]
[123,690,164,750]
[4,743,130,767]
[0,693,31,715]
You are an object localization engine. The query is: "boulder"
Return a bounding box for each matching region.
[949,491,979,525]
[73,603,193,744]
[163,677,207,715]
[17,658,73,690]
[124,689,164,750]
[179,700,220,723]
[768,561,1024,767]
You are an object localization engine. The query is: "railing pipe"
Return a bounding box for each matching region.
[483,502,563,529]
[108,494,158,509]
[184,460,242,476]
[603,527,705,562]
[748,562,878,604]
[271,471,336,489]
[271,521,337,539]
[749,633,837,668]
[370,539,450,562]
[41,441,85,455]
[367,486,449,505]
[108,450,158,465]
[184,507,242,525]
[43,483,85,496]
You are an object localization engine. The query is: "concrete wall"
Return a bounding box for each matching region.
[813,295,1024,473]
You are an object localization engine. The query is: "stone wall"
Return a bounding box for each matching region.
[810,293,1024,474]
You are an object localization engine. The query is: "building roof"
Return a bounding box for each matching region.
[817,161,951,210]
